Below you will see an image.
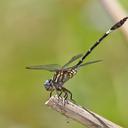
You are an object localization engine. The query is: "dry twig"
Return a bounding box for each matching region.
[45,96,122,128]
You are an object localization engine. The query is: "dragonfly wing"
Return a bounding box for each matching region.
[63,60,102,71]
[26,64,62,72]
[79,60,102,68]
[62,53,83,68]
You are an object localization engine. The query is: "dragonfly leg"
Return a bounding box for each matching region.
[55,88,63,103]
[55,89,60,97]
[58,91,63,97]
[59,88,68,105]
[63,91,68,100]
[62,87,76,103]
[49,89,54,97]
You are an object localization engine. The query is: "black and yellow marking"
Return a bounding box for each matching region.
[53,69,77,84]
[75,17,128,68]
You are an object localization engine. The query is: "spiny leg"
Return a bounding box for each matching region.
[63,91,68,100]
[58,90,63,97]
[62,87,76,103]
[54,85,63,99]
[57,88,68,103]
[62,87,72,100]
[49,89,54,97]
[58,88,69,105]
[75,17,128,68]
[55,89,61,100]
[63,91,68,105]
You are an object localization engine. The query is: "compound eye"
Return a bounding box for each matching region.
[44,79,53,91]
[44,80,50,85]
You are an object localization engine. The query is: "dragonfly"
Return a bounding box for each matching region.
[27,54,101,101]
[26,17,128,101]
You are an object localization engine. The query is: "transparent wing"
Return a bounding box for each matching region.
[79,60,102,68]
[63,60,102,71]
[62,53,83,68]
[26,64,62,72]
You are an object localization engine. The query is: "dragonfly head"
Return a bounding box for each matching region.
[44,79,54,91]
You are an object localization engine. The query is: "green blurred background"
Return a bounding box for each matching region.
[0,0,128,128]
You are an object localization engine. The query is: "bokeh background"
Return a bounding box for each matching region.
[0,0,128,128]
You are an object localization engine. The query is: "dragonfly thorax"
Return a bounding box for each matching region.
[53,69,77,85]
[44,79,54,91]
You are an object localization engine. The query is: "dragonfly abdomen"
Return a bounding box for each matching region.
[67,69,77,78]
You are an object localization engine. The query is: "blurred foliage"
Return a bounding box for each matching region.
[0,0,128,128]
